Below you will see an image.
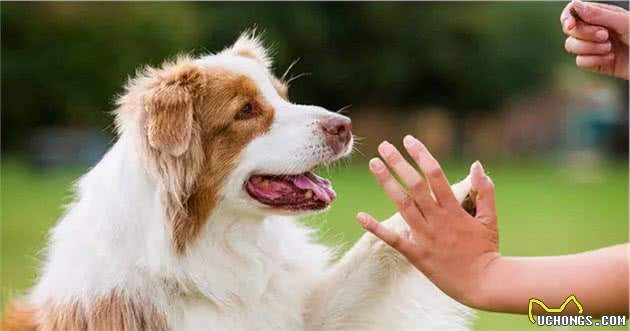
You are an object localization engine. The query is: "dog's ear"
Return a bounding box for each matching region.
[145,61,206,157]
[228,30,272,69]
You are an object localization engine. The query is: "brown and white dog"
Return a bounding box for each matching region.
[2,32,474,331]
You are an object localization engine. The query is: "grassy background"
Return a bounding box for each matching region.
[1,158,627,330]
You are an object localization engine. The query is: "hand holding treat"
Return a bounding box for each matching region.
[561,0,629,80]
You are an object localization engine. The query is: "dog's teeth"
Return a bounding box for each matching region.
[261,179,270,187]
[251,177,262,184]
[304,190,313,199]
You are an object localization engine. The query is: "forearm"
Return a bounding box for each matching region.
[475,244,629,318]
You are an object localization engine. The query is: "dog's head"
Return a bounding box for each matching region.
[116,32,352,252]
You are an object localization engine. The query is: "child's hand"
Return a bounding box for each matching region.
[356,135,500,308]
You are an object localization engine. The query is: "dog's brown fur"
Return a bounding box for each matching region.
[2,291,168,331]
[1,302,38,331]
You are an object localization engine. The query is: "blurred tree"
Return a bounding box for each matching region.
[2,2,569,151]
[2,2,202,150]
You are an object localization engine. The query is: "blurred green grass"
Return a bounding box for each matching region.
[1,158,627,331]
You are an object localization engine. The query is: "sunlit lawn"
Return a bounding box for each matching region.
[2,157,627,330]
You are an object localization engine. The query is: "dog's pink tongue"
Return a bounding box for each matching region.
[291,173,336,203]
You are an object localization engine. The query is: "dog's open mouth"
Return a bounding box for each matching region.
[246,172,336,211]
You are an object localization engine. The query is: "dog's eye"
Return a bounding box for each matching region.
[235,103,256,120]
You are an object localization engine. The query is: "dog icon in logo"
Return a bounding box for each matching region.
[528,294,584,323]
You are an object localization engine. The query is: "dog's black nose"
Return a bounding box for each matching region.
[320,116,352,154]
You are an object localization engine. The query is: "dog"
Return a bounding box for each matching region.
[2,32,475,331]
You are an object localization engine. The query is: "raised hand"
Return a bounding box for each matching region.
[356,136,499,308]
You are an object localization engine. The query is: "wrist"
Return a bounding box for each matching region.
[467,254,508,311]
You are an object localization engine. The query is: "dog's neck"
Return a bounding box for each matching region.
[178,206,275,305]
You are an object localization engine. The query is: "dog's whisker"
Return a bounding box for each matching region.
[352,146,367,159]
[352,140,364,147]
[286,72,312,85]
[352,134,365,142]
[336,104,352,114]
[281,58,301,82]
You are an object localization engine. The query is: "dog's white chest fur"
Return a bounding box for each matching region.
[169,219,330,330]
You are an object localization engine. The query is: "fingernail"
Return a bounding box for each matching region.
[378,141,395,157]
[471,160,481,174]
[403,135,417,148]
[596,30,609,41]
[357,212,366,223]
[478,161,486,175]
[357,212,371,228]
[564,10,576,27]
[472,160,486,176]
[369,158,385,172]
[410,136,425,150]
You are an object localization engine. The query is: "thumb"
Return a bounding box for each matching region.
[573,0,629,35]
[470,161,497,227]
